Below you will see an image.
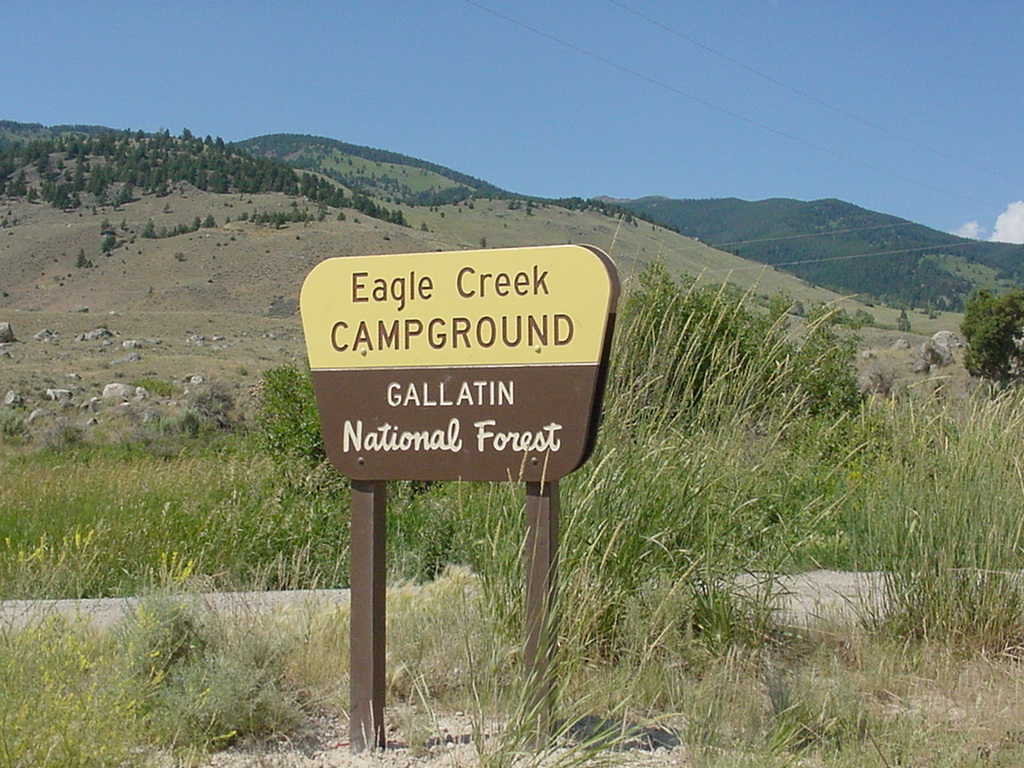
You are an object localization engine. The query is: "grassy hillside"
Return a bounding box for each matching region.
[622,195,1024,311]
[236,132,510,205]
[0,187,866,317]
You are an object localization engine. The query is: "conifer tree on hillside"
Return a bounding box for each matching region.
[961,289,1024,383]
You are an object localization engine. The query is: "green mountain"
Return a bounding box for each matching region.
[620,196,1024,311]
[235,133,510,206]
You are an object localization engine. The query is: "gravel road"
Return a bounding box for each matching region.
[0,588,354,633]
[0,570,886,634]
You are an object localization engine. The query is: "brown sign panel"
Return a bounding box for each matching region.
[300,245,618,482]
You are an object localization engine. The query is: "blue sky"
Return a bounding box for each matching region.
[3,1,1022,241]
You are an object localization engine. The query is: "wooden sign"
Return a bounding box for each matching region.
[300,244,618,752]
[300,244,619,482]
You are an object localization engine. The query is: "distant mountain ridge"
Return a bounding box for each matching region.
[2,119,1021,311]
[0,120,114,148]
[620,196,1024,311]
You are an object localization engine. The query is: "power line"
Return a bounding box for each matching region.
[686,233,986,274]
[633,213,991,273]
[607,0,1018,186]
[769,239,977,270]
[710,221,917,248]
[464,0,996,210]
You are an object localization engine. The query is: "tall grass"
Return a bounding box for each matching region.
[842,392,1024,651]
[0,450,351,597]
[396,268,875,755]
[0,593,310,765]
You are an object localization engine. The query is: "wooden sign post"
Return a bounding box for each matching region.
[300,245,618,752]
[525,480,559,739]
[348,480,387,751]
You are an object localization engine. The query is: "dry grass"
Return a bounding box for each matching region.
[10,578,1024,767]
[0,192,853,319]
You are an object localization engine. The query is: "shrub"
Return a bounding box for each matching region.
[152,407,204,437]
[790,304,861,417]
[254,364,325,466]
[186,380,237,429]
[121,595,303,749]
[41,421,86,452]
[961,288,1024,382]
[0,409,27,441]
[131,377,175,397]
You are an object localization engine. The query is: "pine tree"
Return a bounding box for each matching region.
[897,308,911,333]
[961,289,1024,382]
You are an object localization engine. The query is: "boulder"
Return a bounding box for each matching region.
[26,409,52,424]
[102,382,134,402]
[110,352,142,365]
[921,340,954,368]
[932,330,964,349]
[78,327,113,342]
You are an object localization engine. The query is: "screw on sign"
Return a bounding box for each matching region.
[300,244,619,751]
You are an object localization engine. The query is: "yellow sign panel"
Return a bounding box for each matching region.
[301,245,617,370]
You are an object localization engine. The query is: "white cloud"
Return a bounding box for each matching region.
[990,201,1024,244]
[955,220,985,239]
